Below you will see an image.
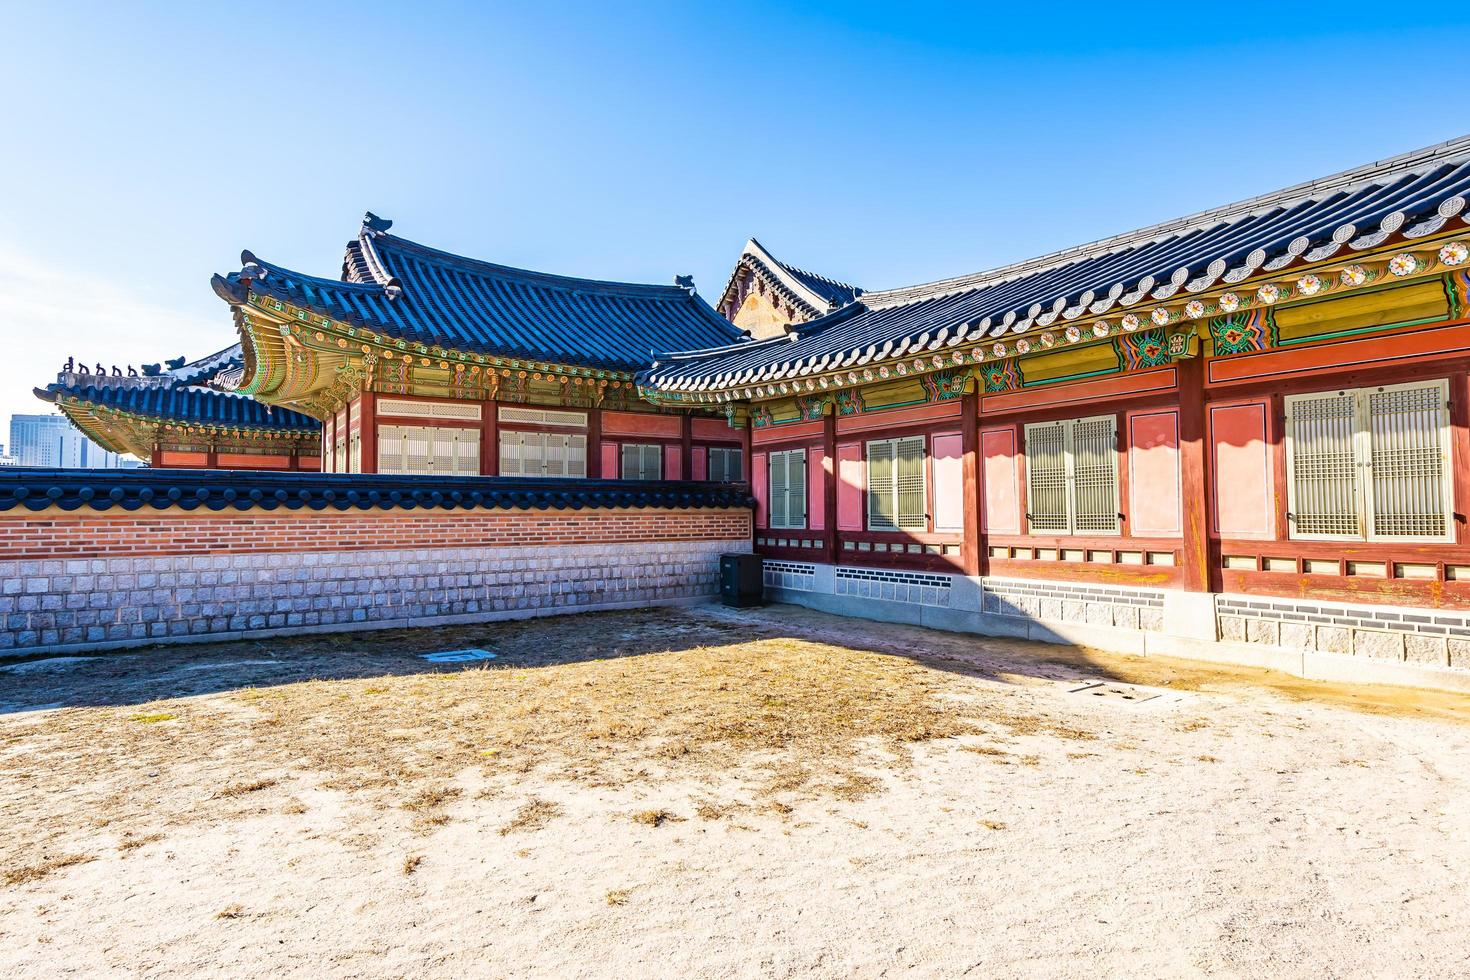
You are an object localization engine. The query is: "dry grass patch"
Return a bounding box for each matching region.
[605,888,630,906]
[215,904,246,920]
[402,855,424,876]
[0,610,1089,857]
[631,809,684,828]
[217,778,277,798]
[4,853,95,886]
[499,798,562,836]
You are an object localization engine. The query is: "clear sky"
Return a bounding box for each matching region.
[3,1,1468,428]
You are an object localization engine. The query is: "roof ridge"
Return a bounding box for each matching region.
[864,130,1470,308]
[371,230,698,300]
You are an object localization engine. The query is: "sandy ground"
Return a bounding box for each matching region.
[2,604,1470,979]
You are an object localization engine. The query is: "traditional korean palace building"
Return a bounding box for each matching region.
[639,133,1470,657]
[13,132,1470,686]
[35,346,320,470]
[206,213,747,482]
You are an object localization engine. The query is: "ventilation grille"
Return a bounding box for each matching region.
[378,398,482,421]
[498,407,587,427]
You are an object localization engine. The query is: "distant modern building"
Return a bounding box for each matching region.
[8,413,138,469]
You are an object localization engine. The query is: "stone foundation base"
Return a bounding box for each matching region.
[763,561,1470,694]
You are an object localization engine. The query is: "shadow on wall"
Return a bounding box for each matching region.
[0,603,1132,716]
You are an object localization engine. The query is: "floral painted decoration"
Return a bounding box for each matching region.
[1040,332,1056,348]
[1184,300,1206,319]
[1296,274,1322,296]
[1150,307,1171,326]
[1218,292,1241,313]
[1388,253,1421,277]
[1064,325,1082,343]
[1440,241,1469,266]
[992,342,1008,357]
[1339,265,1368,287]
[1016,338,1032,354]
[1256,283,1281,304]
[1120,313,1140,332]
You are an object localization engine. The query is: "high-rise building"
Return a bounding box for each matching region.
[7,414,137,469]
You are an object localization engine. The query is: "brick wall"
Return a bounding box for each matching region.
[0,506,751,654]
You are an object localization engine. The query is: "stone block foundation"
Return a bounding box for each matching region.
[0,505,750,655]
[763,562,1470,694]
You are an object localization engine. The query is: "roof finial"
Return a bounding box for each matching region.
[363,212,394,236]
[674,274,695,292]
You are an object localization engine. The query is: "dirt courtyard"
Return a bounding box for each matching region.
[2,604,1469,979]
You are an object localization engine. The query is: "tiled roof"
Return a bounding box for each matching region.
[647,133,1470,392]
[213,215,745,372]
[35,382,319,432]
[0,469,754,514]
[169,344,245,387]
[718,238,862,320]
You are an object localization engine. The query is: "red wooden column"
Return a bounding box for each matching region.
[150,444,163,468]
[680,413,693,480]
[358,391,378,474]
[586,406,602,478]
[960,388,981,577]
[206,444,219,469]
[822,409,839,565]
[1177,356,1209,592]
[288,449,301,471]
[479,396,497,476]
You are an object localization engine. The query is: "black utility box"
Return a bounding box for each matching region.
[720,553,764,607]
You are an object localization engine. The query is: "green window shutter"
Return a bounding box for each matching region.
[1285,390,1360,538]
[1363,380,1451,541]
[1070,415,1119,534]
[867,440,896,531]
[895,436,926,530]
[1024,422,1069,534]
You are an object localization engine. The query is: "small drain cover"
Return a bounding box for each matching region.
[1068,681,1163,704]
[420,649,498,663]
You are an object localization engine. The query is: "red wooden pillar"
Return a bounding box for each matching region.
[358,391,378,474]
[479,396,497,476]
[150,444,163,468]
[1177,356,1209,592]
[288,449,301,471]
[961,388,981,577]
[587,406,602,478]
[206,444,219,469]
[823,410,839,565]
[680,413,693,480]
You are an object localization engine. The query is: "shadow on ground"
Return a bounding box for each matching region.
[3,603,1468,725]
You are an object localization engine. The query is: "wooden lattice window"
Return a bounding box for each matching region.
[1023,415,1119,535]
[1285,380,1452,542]
[866,436,926,531]
[708,446,743,482]
[379,424,481,476]
[769,448,808,530]
[620,443,662,481]
[501,431,587,478]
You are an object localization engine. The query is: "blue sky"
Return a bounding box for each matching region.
[3,1,1468,426]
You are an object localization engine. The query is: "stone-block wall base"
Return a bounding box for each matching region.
[0,505,751,655]
[764,561,1470,694]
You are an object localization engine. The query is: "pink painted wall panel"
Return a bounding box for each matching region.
[931,431,965,533]
[664,445,682,481]
[690,446,707,481]
[1127,410,1181,537]
[808,445,826,531]
[980,427,1020,534]
[752,452,768,529]
[600,410,681,438]
[691,418,740,442]
[1209,401,1273,538]
[836,442,864,531]
[600,442,620,480]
